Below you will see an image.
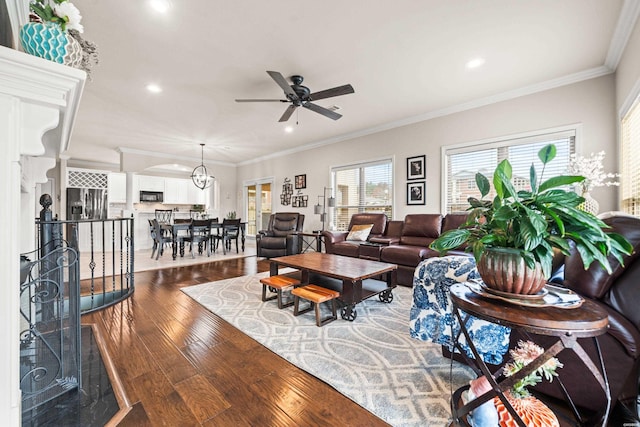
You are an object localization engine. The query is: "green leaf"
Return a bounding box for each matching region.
[495,165,519,200]
[521,250,536,270]
[538,144,556,164]
[475,173,490,198]
[468,197,491,209]
[547,235,571,254]
[472,241,485,264]
[493,205,518,221]
[430,229,470,253]
[493,160,512,198]
[529,164,538,193]
[539,175,584,193]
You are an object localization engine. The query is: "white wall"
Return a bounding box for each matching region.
[616,15,640,114]
[237,74,618,227]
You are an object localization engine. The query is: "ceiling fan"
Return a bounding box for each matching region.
[235,71,355,122]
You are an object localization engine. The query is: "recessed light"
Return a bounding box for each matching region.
[284,126,294,133]
[466,57,485,69]
[149,0,171,13]
[146,83,162,93]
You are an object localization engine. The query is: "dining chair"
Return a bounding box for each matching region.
[150,218,175,260]
[154,209,173,224]
[212,218,241,255]
[183,219,212,258]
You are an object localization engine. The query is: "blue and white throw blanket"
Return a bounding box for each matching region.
[409,256,510,365]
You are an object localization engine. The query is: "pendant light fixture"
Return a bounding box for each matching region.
[191,143,214,190]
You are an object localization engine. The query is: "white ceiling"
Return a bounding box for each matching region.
[68,0,632,170]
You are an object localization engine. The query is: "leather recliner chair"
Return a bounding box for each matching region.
[256,212,304,258]
[509,213,640,416]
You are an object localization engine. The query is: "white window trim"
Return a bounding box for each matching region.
[439,124,582,213]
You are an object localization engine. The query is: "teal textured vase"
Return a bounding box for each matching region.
[19,22,82,67]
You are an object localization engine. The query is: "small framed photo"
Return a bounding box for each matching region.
[407,155,426,180]
[295,174,306,189]
[407,181,425,205]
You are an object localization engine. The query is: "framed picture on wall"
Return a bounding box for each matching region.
[407,181,425,205]
[407,155,426,180]
[295,174,307,189]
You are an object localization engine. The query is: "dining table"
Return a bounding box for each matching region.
[160,220,246,260]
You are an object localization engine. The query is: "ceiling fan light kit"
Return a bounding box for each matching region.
[191,143,214,190]
[235,71,354,122]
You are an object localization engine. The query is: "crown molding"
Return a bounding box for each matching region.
[239,65,613,166]
[605,0,640,70]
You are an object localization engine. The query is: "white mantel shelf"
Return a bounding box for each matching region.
[0,45,86,425]
[0,45,86,156]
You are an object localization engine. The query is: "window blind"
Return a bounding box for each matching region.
[332,159,393,231]
[621,97,640,216]
[444,131,575,213]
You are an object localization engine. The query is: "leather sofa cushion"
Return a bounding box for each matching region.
[348,213,387,236]
[259,236,287,249]
[272,213,302,237]
[380,245,428,266]
[604,259,640,334]
[399,214,443,247]
[564,215,640,299]
[442,212,468,232]
[331,241,362,258]
[602,300,640,358]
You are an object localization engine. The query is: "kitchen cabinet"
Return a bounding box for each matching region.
[188,183,206,205]
[138,175,165,192]
[108,172,126,203]
[164,178,189,204]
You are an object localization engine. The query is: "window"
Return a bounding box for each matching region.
[443,129,576,213]
[621,96,640,216]
[331,159,393,231]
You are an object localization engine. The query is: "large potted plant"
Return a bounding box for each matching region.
[430,144,632,295]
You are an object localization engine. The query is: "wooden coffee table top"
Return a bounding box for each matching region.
[271,253,397,282]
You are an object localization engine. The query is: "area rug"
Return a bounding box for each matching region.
[181,272,476,427]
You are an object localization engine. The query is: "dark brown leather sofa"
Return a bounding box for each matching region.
[256,212,304,258]
[509,214,640,418]
[323,212,469,286]
[322,213,399,258]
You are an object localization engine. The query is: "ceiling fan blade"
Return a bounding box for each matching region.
[309,84,355,101]
[235,99,288,102]
[267,71,299,101]
[279,104,298,122]
[303,102,342,120]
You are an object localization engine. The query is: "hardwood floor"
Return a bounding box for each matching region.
[83,256,390,426]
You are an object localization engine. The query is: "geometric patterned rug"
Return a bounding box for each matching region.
[181,271,475,427]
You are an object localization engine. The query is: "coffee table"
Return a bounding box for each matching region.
[269,253,397,321]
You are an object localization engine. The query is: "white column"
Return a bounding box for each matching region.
[125,171,136,216]
[0,46,85,426]
[20,156,57,254]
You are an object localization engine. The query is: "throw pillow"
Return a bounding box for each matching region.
[346,224,374,242]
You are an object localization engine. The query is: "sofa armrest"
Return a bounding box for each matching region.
[321,230,348,254]
[286,233,301,254]
[369,236,399,246]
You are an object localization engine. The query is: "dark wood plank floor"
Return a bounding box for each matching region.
[83,257,390,426]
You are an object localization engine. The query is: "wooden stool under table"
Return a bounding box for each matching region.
[260,273,301,309]
[292,284,340,326]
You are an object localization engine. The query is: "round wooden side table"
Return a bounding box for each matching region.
[448,282,610,427]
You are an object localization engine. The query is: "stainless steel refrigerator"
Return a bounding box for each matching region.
[66,188,108,220]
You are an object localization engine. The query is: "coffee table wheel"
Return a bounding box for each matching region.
[379,290,394,303]
[341,305,357,321]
